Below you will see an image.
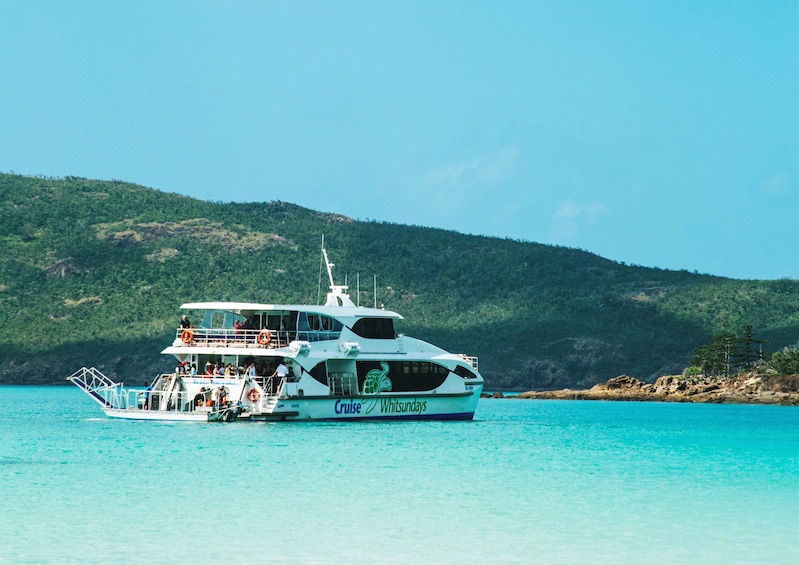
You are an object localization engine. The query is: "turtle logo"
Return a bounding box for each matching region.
[362,362,392,414]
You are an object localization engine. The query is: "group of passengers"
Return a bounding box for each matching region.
[201,359,289,394]
[197,361,263,378]
[203,362,240,376]
[193,386,229,409]
[178,314,287,343]
[175,361,197,375]
[172,359,288,380]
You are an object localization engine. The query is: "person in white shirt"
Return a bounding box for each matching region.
[269,362,289,393]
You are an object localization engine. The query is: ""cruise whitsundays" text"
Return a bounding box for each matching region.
[333,398,428,416]
[379,397,427,415]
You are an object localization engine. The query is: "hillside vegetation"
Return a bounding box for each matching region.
[2,172,799,389]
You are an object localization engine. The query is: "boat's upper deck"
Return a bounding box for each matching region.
[171,301,403,352]
[181,301,403,320]
[172,249,406,352]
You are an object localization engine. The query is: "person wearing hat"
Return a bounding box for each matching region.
[204,362,213,377]
[180,315,191,329]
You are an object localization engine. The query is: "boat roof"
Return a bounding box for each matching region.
[180,302,404,320]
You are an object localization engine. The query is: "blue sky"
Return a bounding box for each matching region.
[1,1,797,280]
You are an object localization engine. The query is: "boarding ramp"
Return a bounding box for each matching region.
[67,367,126,409]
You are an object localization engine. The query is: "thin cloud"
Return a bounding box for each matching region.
[554,200,610,222]
[420,145,520,190]
[549,199,611,245]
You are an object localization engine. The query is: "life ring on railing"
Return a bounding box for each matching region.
[257,329,272,346]
[247,389,261,403]
[181,329,194,344]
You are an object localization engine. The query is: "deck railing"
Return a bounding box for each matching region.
[67,368,193,411]
[131,384,240,412]
[175,328,341,348]
[459,355,479,371]
[254,375,287,396]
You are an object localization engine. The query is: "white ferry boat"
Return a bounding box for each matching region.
[68,247,484,421]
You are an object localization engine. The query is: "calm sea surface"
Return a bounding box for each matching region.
[1,386,797,564]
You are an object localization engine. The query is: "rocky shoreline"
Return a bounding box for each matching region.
[486,373,799,406]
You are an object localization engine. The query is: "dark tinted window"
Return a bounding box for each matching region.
[351,318,396,339]
[309,362,327,384]
[453,365,477,379]
[356,360,448,392]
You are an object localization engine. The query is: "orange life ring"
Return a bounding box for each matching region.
[181,329,194,344]
[247,389,261,403]
[257,329,272,346]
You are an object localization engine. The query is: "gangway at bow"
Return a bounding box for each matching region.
[67,367,124,409]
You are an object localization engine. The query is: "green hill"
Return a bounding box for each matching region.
[2,172,799,389]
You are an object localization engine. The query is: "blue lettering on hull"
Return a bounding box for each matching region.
[334,399,362,415]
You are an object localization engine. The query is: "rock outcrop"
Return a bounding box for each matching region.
[513,373,799,405]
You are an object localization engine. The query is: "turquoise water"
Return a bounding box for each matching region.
[1,386,797,564]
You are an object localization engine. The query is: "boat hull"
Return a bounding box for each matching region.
[98,390,482,422]
[102,408,218,422]
[267,389,482,421]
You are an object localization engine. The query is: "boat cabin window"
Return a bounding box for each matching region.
[356,360,448,392]
[297,312,343,341]
[245,313,294,331]
[308,362,327,385]
[201,310,237,329]
[402,362,449,376]
[453,365,478,379]
[267,314,285,330]
[351,317,396,339]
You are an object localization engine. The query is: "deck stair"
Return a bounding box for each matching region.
[67,367,123,409]
[261,394,280,412]
[247,375,282,415]
[159,374,180,411]
[245,394,280,418]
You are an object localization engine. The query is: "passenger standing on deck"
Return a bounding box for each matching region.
[269,361,289,393]
[180,315,191,329]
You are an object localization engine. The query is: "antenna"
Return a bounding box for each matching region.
[320,237,355,307]
[322,247,338,290]
[317,234,325,305]
[373,274,377,308]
